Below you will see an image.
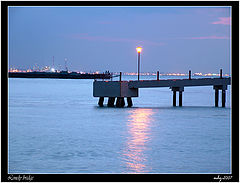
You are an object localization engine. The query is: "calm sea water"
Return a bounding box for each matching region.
[8,76,231,173]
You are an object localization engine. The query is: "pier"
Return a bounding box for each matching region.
[93,73,231,107]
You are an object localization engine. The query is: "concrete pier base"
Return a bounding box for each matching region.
[116,97,125,107]
[98,97,104,107]
[107,97,115,107]
[127,97,133,107]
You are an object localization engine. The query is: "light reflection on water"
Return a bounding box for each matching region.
[122,108,155,173]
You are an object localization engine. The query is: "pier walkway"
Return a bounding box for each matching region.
[93,77,231,107]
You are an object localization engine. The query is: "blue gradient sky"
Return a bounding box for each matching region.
[9,6,231,73]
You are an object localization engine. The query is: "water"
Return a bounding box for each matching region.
[8,76,231,173]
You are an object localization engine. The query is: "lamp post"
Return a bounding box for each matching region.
[136,47,142,81]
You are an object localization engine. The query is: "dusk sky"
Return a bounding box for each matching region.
[9,6,231,73]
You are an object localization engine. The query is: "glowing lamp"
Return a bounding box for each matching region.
[136,47,142,81]
[136,47,142,53]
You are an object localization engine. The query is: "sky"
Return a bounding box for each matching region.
[9,6,231,73]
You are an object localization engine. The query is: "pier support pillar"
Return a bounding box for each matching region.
[98,97,104,107]
[107,97,115,107]
[179,91,183,107]
[214,85,227,107]
[171,87,184,107]
[127,97,133,107]
[173,91,176,107]
[116,97,125,107]
[222,90,226,107]
[215,89,219,107]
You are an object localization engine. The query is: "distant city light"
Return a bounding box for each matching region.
[51,68,55,72]
[136,47,142,53]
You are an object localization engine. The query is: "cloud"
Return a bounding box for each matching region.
[187,35,230,40]
[98,21,113,25]
[176,35,230,40]
[211,17,231,25]
[68,34,164,46]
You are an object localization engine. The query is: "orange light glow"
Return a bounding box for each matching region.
[122,108,155,173]
[136,47,142,53]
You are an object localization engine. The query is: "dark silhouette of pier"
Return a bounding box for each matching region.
[93,70,231,107]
